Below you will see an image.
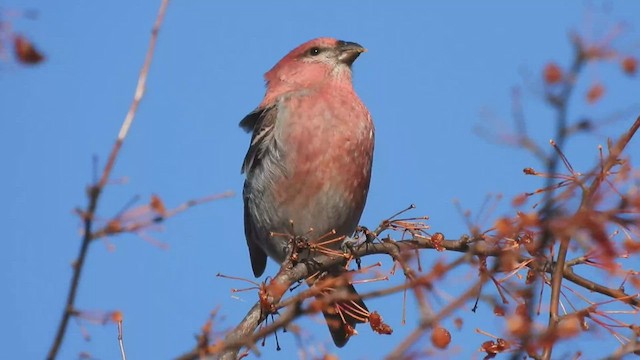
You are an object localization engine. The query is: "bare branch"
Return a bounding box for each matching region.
[46,1,170,358]
[176,229,639,359]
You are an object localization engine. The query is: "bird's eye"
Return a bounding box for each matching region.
[308,47,322,56]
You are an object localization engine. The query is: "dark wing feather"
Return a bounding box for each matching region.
[240,106,277,174]
[240,106,278,277]
[243,183,267,277]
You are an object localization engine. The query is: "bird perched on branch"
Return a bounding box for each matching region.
[240,37,375,347]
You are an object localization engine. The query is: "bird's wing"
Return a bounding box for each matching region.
[239,106,279,277]
[243,182,267,277]
[239,106,278,174]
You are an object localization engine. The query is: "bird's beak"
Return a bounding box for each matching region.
[336,40,366,66]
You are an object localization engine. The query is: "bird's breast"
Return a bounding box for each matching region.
[271,89,374,239]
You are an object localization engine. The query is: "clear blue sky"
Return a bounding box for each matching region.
[2,1,639,359]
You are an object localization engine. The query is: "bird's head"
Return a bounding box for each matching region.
[262,38,366,102]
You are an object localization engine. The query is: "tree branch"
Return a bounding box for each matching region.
[176,231,639,360]
[46,1,170,358]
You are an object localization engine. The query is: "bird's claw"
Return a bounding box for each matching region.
[341,235,360,254]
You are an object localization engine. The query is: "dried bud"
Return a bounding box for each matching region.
[150,194,167,217]
[110,310,123,323]
[369,311,393,335]
[105,219,122,234]
[481,338,511,356]
[431,327,451,349]
[14,34,45,65]
[431,232,445,252]
[621,56,637,75]
[512,194,527,207]
[623,239,640,253]
[496,338,511,351]
[586,83,605,104]
[496,217,514,235]
[543,62,563,84]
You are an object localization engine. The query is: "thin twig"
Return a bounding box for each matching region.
[584,116,640,208]
[543,235,570,358]
[118,320,127,360]
[536,35,586,360]
[46,1,170,358]
[603,335,640,360]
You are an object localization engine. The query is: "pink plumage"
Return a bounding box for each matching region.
[240,37,374,347]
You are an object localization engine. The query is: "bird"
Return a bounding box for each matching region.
[240,37,375,347]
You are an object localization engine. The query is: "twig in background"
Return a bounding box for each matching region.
[46,0,170,358]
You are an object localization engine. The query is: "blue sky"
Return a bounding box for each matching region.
[2,1,639,359]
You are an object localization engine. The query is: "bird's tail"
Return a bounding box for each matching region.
[318,282,369,347]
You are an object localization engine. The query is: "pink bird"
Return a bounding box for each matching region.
[240,37,375,347]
